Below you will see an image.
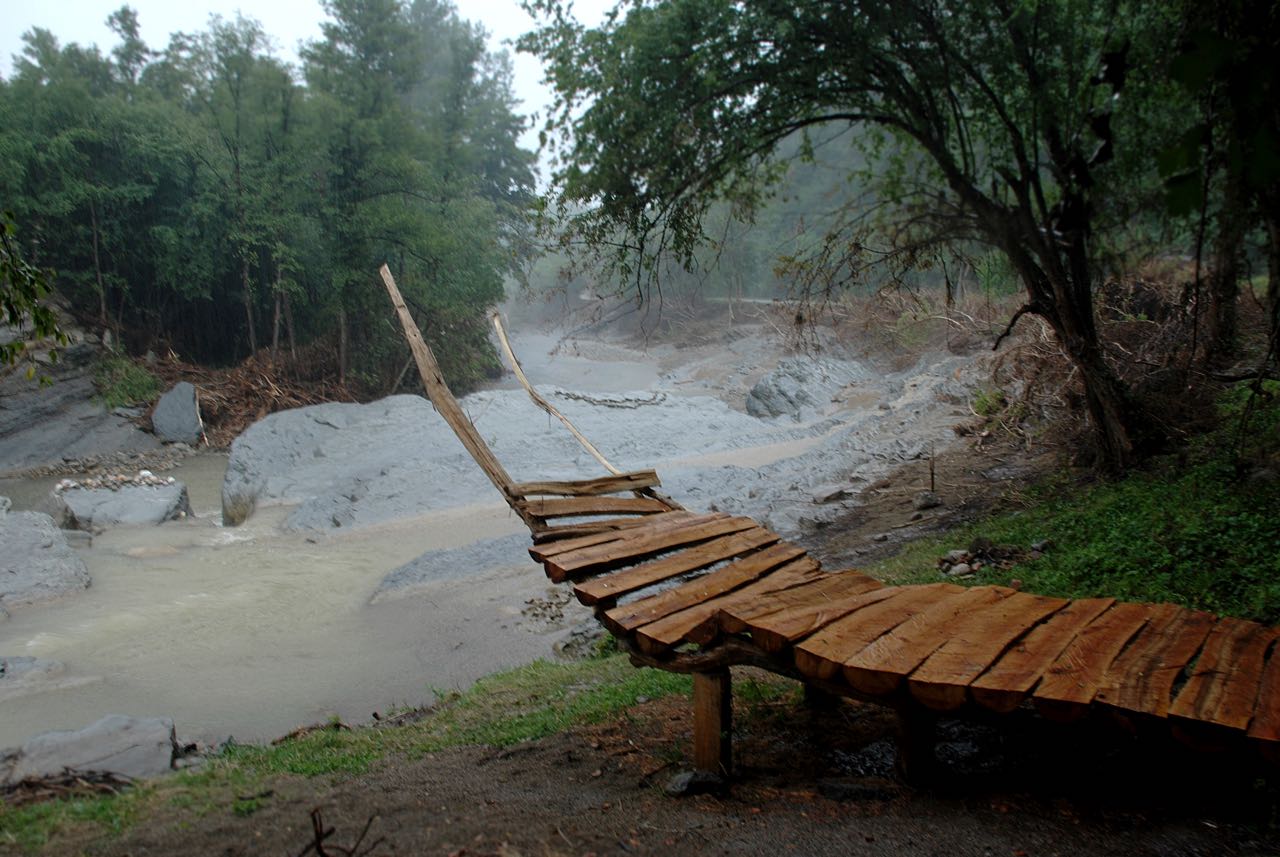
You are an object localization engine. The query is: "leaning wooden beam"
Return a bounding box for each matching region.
[491,311,622,476]
[379,265,533,528]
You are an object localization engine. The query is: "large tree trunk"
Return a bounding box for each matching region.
[1206,162,1248,364]
[88,198,107,326]
[242,257,257,357]
[337,304,349,387]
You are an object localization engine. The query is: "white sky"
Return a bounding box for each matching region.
[0,0,612,155]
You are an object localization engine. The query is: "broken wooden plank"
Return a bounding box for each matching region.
[969,597,1115,714]
[512,470,663,498]
[518,496,673,519]
[793,584,962,683]
[1094,604,1216,718]
[574,528,780,606]
[528,511,701,560]
[531,516,659,543]
[630,557,824,655]
[1032,601,1152,721]
[1169,618,1278,732]
[714,572,890,653]
[907,591,1069,711]
[604,542,810,635]
[843,586,1013,697]
[542,515,757,583]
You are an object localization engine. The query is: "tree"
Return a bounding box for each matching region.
[523,0,1170,470]
[1,212,64,369]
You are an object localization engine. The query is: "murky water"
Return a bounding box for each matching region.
[0,453,552,748]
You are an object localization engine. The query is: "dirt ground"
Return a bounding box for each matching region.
[50,687,1278,857]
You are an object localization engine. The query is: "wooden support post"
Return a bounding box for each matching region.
[895,702,938,785]
[693,669,732,777]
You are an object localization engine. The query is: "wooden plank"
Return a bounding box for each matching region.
[793,585,962,683]
[528,511,701,560]
[531,516,658,543]
[1094,604,1216,718]
[573,528,780,606]
[843,586,1013,697]
[1032,601,1153,720]
[518,496,672,519]
[604,542,810,635]
[969,597,1115,713]
[380,266,524,521]
[693,670,732,776]
[1169,618,1278,732]
[542,515,758,583]
[906,592,1068,711]
[630,557,824,655]
[1248,636,1280,756]
[512,469,662,497]
[716,572,889,653]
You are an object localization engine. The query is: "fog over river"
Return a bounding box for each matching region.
[0,322,983,749]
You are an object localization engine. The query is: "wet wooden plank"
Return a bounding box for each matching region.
[519,496,673,519]
[1095,604,1216,718]
[969,597,1115,713]
[512,469,661,497]
[793,584,962,683]
[604,542,810,635]
[908,592,1069,711]
[1248,638,1280,757]
[531,516,658,543]
[543,515,758,583]
[528,511,704,561]
[1169,618,1278,731]
[716,572,889,653]
[630,557,824,655]
[573,528,780,606]
[1032,602,1153,720]
[843,587,1012,697]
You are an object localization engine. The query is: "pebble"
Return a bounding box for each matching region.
[946,562,973,577]
[912,490,943,511]
[54,469,180,493]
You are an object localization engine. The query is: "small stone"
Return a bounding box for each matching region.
[912,491,943,511]
[872,533,889,542]
[1009,579,1023,590]
[946,563,973,577]
[1030,539,1053,553]
[664,770,727,797]
[910,511,923,521]
[945,549,969,564]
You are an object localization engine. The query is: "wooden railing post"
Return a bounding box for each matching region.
[693,668,732,777]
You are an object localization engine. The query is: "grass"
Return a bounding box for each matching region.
[872,384,1280,623]
[94,356,162,409]
[0,654,691,853]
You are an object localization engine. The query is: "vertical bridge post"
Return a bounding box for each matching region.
[693,668,732,777]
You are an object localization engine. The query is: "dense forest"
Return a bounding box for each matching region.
[1,0,533,391]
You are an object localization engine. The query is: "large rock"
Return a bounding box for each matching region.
[151,381,203,444]
[746,356,873,420]
[0,715,178,784]
[0,504,91,611]
[372,533,531,601]
[42,483,192,531]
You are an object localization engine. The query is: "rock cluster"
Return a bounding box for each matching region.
[936,537,1051,578]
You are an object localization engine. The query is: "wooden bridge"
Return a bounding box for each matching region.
[381,267,1280,781]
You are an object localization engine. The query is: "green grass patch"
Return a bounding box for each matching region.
[94,356,162,409]
[0,788,146,852]
[870,389,1280,622]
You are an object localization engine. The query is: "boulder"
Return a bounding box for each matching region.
[372,533,530,601]
[41,483,192,531]
[746,356,873,420]
[0,506,91,610]
[912,490,943,511]
[151,381,203,444]
[0,715,178,785]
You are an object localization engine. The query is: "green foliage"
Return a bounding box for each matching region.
[94,355,160,408]
[872,394,1280,623]
[0,788,143,852]
[971,388,1007,418]
[0,211,65,369]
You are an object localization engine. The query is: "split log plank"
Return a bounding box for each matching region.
[907,592,1069,711]
[1170,618,1279,731]
[843,586,1013,697]
[574,528,780,606]
[969,597,1115,714]
[519,496,673,519]
[1094,604,1216,718]
[793,585,962,683]
[1248,637,1280,759]
[513,470,662,497]
[604,542,810,635]
[631,557,824,655]
[529,511,701,560]
[532,517,659,543]
[1033,602,1153,720]
[714,571,889,653]
[542,515,758,583]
